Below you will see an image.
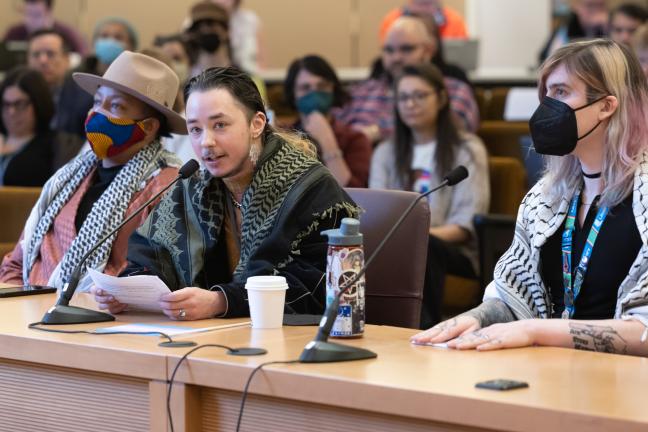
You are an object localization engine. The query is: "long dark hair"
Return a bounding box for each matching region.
[0,66,54,135]
[283,54,350,109]
[393,63,461,184]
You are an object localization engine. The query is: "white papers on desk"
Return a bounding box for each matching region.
[94,322,251,337]
[87,268,170,312]
[410,341,449,349]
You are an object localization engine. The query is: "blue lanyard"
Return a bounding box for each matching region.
[560,194,608,319]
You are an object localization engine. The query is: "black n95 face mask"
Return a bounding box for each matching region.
[529,96,606,156]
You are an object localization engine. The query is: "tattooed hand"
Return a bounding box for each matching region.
[448,320,538,351]
[569,322,628,354]
[410,316,480,345]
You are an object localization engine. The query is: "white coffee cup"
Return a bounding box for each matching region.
[245,276,288,329]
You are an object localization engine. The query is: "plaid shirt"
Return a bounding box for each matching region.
[334,74,479,142]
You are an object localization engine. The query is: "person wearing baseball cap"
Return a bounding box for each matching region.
[0,51,186,293]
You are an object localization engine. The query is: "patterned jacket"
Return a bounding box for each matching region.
[124,134,359,317]
[484,153,648,330]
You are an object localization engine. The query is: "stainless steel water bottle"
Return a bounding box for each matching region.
[321,217,365,337]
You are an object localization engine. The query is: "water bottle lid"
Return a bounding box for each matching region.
[321,217,363,245]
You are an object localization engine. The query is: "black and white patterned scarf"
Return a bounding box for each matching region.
[21,140,181,290]
[139,135,322,287]
[484,152,648,329]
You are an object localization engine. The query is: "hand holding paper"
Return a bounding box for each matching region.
[88,268,171,312]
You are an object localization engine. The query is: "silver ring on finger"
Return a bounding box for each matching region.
[179,309,186,319]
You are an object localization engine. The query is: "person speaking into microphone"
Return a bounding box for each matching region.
[413,39,648,357]
[94,67,359,321]
[0,51,185,292]
[369,63,490,328]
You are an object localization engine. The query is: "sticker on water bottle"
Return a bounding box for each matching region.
[327,246,365,337]
[331,305,353,336]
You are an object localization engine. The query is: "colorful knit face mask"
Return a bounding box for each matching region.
[85,111,148,159]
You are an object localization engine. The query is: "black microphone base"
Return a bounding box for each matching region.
[40,305,115,325]
[299,340,377,363]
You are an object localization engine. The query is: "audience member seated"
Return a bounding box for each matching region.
[413,39,648,357]
[334,16,479,143]
[540,0,609,62]
[0,67,80,186]
[154,34,192,87]
[211,0,265,74]
[284,55,371,187]
[609,3,647,46]
[139,47,195,164]
[184,1,266,100]
[185,1,232,77]
[0,52,184,291]
[3,0,87,55]
[633,24,648,78]
[379,0,468,41]
[78,17,138,77]
[92,67,359,321]
[369,63,489,326]
[27,29,93,141]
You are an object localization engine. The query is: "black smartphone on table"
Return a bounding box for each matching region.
[0,285,57,298]
[475,379,529,391]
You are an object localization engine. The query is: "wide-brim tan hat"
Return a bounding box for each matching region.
[73,51,187,135]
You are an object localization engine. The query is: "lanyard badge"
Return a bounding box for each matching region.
[560,194,608,319]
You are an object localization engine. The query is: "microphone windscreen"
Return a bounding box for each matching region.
[444,165,469,186]
[179,159,200,179]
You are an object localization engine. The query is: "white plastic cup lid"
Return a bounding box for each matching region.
[245,275,288,290]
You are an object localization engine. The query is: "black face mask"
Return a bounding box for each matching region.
[529,96,607,156]
[198,33,221,53]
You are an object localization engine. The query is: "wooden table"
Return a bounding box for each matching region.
[1,293,647,432]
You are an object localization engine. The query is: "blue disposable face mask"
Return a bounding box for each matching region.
[296,91,334,115]
[94,38,125,64]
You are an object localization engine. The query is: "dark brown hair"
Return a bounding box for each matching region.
[283,54,350,109]
[393,63,461,183]
[0,66,54,135]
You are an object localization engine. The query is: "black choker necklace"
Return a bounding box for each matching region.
[582,170,602,179]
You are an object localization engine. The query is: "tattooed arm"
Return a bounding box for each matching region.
[540,319,645,355]
[412,299,648,356]
[443,318,647,356]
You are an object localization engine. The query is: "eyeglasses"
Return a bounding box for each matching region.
[396,91,435,105]
[29,49,64,60]
[382,43,421,55]
[1,99,31,112]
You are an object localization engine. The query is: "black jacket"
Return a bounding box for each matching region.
[123,135,358,317]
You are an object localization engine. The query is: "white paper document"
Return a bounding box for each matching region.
[87,268,171,312]
[410,341,449,349]
[94,322,251,337]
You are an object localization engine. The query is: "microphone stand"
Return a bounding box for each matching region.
[40,160,199,325]
[299,167,468,363]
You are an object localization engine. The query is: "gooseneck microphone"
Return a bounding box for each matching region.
[40,159,200,325]
[299,166,469,363]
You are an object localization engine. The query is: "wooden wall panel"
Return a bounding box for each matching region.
[0,359,149,432]
[199,387,491,432]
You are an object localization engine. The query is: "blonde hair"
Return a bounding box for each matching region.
[538,39,648,207]
[270,128,318,159]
